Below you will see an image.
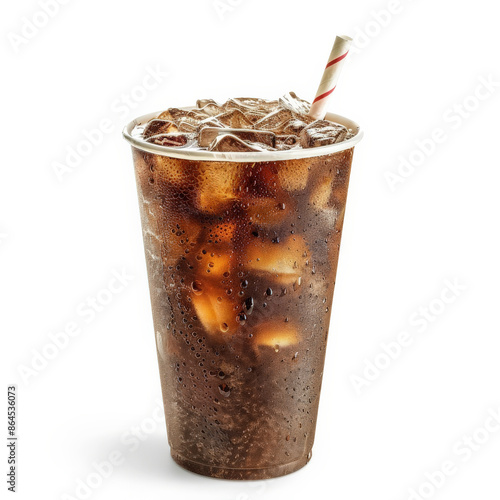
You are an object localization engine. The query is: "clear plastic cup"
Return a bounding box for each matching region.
[123,110,363,479]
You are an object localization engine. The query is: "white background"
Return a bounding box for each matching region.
[2,0,500,499]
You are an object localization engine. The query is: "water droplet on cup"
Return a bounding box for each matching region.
[191,280,203,295]
[245,297,254,314]
[218,383,231,397]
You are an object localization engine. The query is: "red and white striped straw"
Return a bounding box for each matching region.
[308,35,352,120]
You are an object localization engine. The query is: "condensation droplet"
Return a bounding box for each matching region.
[218,383,231,397]
[191,280,203,295]
[245,297,254,314]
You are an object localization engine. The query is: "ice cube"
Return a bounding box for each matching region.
[143,119,178,138]
[254,99,279,114]
[197,98,219,108]
[191,285,239,337]
[245,197,290,228]
[300,120,348,148]
[146,153,187,187]
[216,109,254,129]
[205,221,238,245]
[244,111,268,123]
[208,134,264,152]
[275,135,299,150]
[279,91,311,115]
[197,126,219,146]
[157,108,187,121]
[224,97,267,112]
[309,177,333,210]
[253,321,298,349]
[253,109,294,133]
[244,235,308,284]
[244,163,281,198]
[200,127,275,148]
[193,222,237,277]
[190,109,210,119]
[282,118,309,135]
[177,117,201,133]
[146,132,195,147]
[162,218,203,253]
[198,102,224,117]
[196,162,242,213]
[222,99,273,122]
[197,117,224,131]
[224,98,254,112]
[277,160,310,192]
[157,107,207,122]
[156,110,174,121]
[195,247,233,278]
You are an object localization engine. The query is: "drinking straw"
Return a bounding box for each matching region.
[308,35,352,120]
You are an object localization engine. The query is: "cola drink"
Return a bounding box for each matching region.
[123,95,362,479]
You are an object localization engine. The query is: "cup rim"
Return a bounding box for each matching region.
[122,108,363,163]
